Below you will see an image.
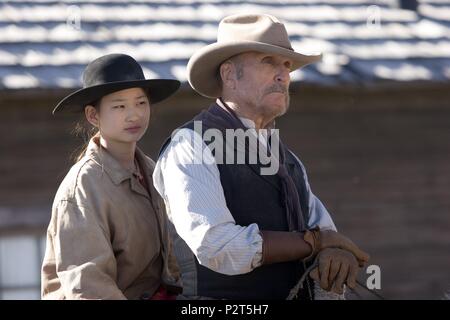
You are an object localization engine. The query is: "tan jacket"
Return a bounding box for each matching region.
[41,136,181,299]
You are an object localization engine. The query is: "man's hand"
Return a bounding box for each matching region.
[304,228,370,266]
[309,248,360,295]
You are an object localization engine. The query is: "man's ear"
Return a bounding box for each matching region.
[85,105,99,127]
[219,61,236,90]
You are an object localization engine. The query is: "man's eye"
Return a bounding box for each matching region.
[113,105,125,109]
[139,101,147,105]
[262,57,274,65]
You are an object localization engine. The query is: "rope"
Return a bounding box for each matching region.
[287,257,386,300]
[287,260,318,300]
[352,280,385,300]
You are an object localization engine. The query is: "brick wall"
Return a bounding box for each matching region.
[1,85,449,299]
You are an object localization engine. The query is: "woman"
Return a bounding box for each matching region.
[41,53,182,299]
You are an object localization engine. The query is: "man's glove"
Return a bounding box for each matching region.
[309,248,359,295]
[303,227,370,266]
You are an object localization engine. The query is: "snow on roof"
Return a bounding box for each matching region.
[1,0,449,89]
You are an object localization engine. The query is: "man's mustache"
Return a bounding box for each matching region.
[264,84,289,95]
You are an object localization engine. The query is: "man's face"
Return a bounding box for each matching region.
[231,51,292,122]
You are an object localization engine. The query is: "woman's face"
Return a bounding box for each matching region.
[86,87,151,144]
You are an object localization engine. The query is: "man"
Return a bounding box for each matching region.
[153,13,369,299]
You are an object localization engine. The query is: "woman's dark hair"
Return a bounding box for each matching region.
[71,99,100,163]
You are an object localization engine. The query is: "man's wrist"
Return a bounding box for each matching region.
[303,226,321,260]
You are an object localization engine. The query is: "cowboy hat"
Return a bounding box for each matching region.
[187,13,322,98]
[53,53,180,114]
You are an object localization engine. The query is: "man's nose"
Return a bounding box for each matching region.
[276,66,290,85]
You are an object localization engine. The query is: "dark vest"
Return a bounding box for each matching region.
[159,103,314,299]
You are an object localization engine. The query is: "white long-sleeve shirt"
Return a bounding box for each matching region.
[153,112,336,276]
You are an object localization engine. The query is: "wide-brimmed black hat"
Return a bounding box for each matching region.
[52,53,180,114]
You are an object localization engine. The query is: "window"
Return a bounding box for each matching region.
[0,234,46,300]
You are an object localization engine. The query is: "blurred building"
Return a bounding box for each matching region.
[0,0,449,299]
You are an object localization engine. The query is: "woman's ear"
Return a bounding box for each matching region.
[85,105,99,127]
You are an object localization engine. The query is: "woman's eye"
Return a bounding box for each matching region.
[139,101,147,105]
[113,105,125,109]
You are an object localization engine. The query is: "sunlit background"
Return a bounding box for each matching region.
[1,0,449,299]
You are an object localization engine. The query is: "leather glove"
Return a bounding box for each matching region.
[260,230,309,265]
[309,248,359,295]
[303,227,369,266]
